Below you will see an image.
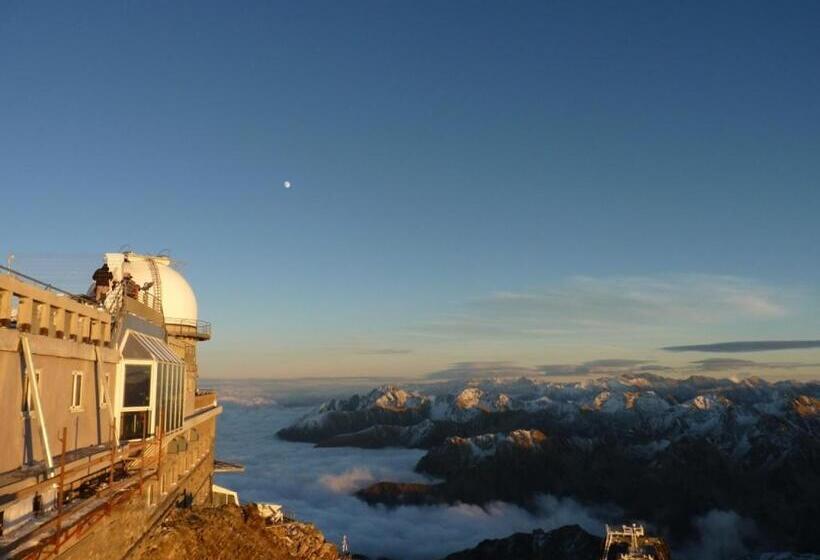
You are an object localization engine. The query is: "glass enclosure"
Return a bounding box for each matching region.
[119,330,186,440]
[123,364,151,407]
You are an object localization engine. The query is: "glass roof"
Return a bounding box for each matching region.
[123,331,184,365]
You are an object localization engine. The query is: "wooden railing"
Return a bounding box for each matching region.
[0,274,112,346]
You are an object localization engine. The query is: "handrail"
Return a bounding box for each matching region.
[0,274,112,344]
[164,318,212,337]
[0,264,84,301]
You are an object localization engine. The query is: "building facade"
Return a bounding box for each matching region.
[0,252,223,560]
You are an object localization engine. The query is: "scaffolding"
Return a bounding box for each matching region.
[602,523,670,560]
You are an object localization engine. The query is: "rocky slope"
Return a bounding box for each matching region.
[126,504,339,560]
[282,374,820,553]
[439,525,820,560]
[441,525,601,560]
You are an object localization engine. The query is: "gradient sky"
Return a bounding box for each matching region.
[1,1,819,378]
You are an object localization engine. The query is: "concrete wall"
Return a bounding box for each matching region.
[0,329,118,474]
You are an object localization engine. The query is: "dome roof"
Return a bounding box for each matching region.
[105,253,198,323]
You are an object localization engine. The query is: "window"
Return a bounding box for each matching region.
[123,365,151,407]
[70,372,83,411]
[155,361,185,434]
[22,369,41,415]
[146,483,155,507]
[120,410,149,440]
[100,373,110,408]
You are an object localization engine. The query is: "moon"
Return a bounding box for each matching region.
[283,180,292,189]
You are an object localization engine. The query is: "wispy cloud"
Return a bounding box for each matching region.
[354,348,413,355]
[408,274,795,342]
[424,356,820,381]
[664,340,820,353]
[428,359,682,380]
[538,359,656,377]
[690,358,819,372]
[427,361,543,380]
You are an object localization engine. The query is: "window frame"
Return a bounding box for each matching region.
[100,372,110,409]
[70,371,84,412]
[119,359,156,439]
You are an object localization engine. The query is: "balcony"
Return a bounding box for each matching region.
[193,390,217,411]
[164,318,211,341]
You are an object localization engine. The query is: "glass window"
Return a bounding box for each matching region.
[71,371,83,411]
[123,364,151,407]
[120,410,148,440]
[100,373,110,408]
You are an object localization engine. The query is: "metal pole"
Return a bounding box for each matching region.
[54,427,68,555]
[156,411,164,480]
[108,424,116,493]
[21,335,54,474]
[139,412,147,495]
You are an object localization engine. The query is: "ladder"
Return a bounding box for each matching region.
[146,258,163,314]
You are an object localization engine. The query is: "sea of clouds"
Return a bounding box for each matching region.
[210,379,765,560]
[213,398,618,559]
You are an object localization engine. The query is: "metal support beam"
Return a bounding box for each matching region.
[95,346,117,437]
[21,334,54,474]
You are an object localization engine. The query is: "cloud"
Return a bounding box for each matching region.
[354,348,413,355]
[690,359,759,371]
[215,401,620,560]
[319,467,376,494]
[690,358,819,372]
[678,510,757,560]
[426,361,544,380]
[664,340,820,353]
[409,274,794,342]
[538,359,654,377]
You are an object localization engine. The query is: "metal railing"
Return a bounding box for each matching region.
[164,318,212,338]
[0,264,87,303]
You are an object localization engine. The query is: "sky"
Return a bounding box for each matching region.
[1,1,819,378]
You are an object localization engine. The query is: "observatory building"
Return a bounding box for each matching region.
[0,252,231,559]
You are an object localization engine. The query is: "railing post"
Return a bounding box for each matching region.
[17,295,33,332]
[102,320,111,346]
[0,286,11,326]
[90,318,102,345]
[54,427,68,555]
[31,301,49,336]
[66,310,78,341]
[42,303,54,337]
[80,315,91,344]
[53,307,66,339]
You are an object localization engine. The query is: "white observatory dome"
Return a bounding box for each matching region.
[105,253,198,324]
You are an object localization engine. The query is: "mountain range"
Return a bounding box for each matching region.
[278,374,820,555]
